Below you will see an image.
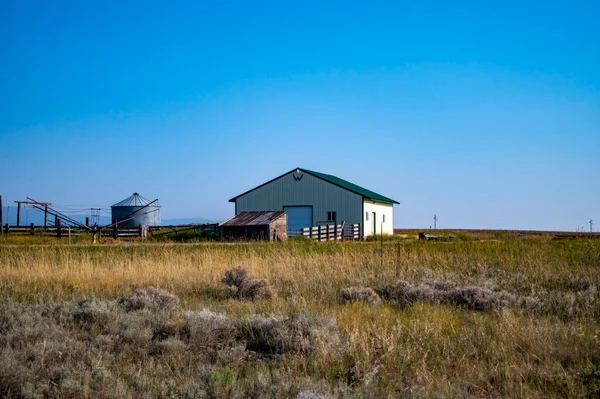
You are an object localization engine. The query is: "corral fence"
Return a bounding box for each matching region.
[288,223,361,241]
[1,223,152,240]
[0,223,219,240]
[149,224,219,240]
[2,221,362,242]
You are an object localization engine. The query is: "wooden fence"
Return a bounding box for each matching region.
[297,223,361,242]
[1,224,148,239]
[2,222,361,242]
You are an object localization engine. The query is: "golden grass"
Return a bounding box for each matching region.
[0,237,599,396]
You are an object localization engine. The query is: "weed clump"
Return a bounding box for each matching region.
[184,309,236,350]
[236,313,342,356]
[446,286,518,311]
[340,287,381,304]
[119,287,179,312]
[377,280,523,311]
[222,266,274,300]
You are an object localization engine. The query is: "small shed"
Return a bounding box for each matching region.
[219,211,287,241]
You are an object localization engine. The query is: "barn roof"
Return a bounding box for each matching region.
[302,169,399,204]
[220,211,286,227]
[229,168,400,204]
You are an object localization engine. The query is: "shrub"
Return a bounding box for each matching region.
[119,287,179,313]
[340,287,381,304]
[73,298,115,329]
[236,313,341,356]
[377,280,522,311]
[184,309,236,351]
[222,266,274,300]
[445,286,518,311]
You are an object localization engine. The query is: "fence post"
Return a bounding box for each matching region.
[30,223,35,235]
[334,223,338,242]
[113,224,118,239]
[56,218,62,239]
[318,226,321,242]
[327,224,331,242]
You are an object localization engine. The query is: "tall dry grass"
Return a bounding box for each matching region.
[0,237,598,396]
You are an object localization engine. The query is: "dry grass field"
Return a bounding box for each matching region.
[0,234,598,398]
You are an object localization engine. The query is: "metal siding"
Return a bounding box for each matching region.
[235,171,363,226]
[111,206,161,228]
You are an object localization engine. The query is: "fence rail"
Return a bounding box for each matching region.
[2,222,362,241]
[1,224,148,239]
[289,223,361,241]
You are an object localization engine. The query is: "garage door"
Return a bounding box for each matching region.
[284,206,313,231]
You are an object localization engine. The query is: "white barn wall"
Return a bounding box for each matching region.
[363,200,394,236]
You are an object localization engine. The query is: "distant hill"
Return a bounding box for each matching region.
[161,217,216,226]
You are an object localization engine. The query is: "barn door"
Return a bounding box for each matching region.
[284,206,313,233]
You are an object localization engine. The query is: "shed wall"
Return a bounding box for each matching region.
[234,170,363,228]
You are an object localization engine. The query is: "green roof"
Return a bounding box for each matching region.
[229,167,400,204]
[302,168,400,204]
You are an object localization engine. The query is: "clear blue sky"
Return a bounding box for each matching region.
[1,0,598,230]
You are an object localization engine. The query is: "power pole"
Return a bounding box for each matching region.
[16,201,21,227]
[591,219,594,233]
[433,214,437,230]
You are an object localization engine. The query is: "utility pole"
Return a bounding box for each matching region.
[591,219,594,233]
[433,214,437,230]
[15,201,21,227]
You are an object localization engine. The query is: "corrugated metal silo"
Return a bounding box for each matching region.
[111,193,161,228]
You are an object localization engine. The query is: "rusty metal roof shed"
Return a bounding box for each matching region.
[220,211,286,227]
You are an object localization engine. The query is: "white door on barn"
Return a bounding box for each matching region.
[284,206,313,233]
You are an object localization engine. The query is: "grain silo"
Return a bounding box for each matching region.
[111,193,161,228]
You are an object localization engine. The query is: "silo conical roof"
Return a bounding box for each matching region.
[112,192,154,207]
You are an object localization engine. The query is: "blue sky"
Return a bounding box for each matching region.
[1,0,598,230]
